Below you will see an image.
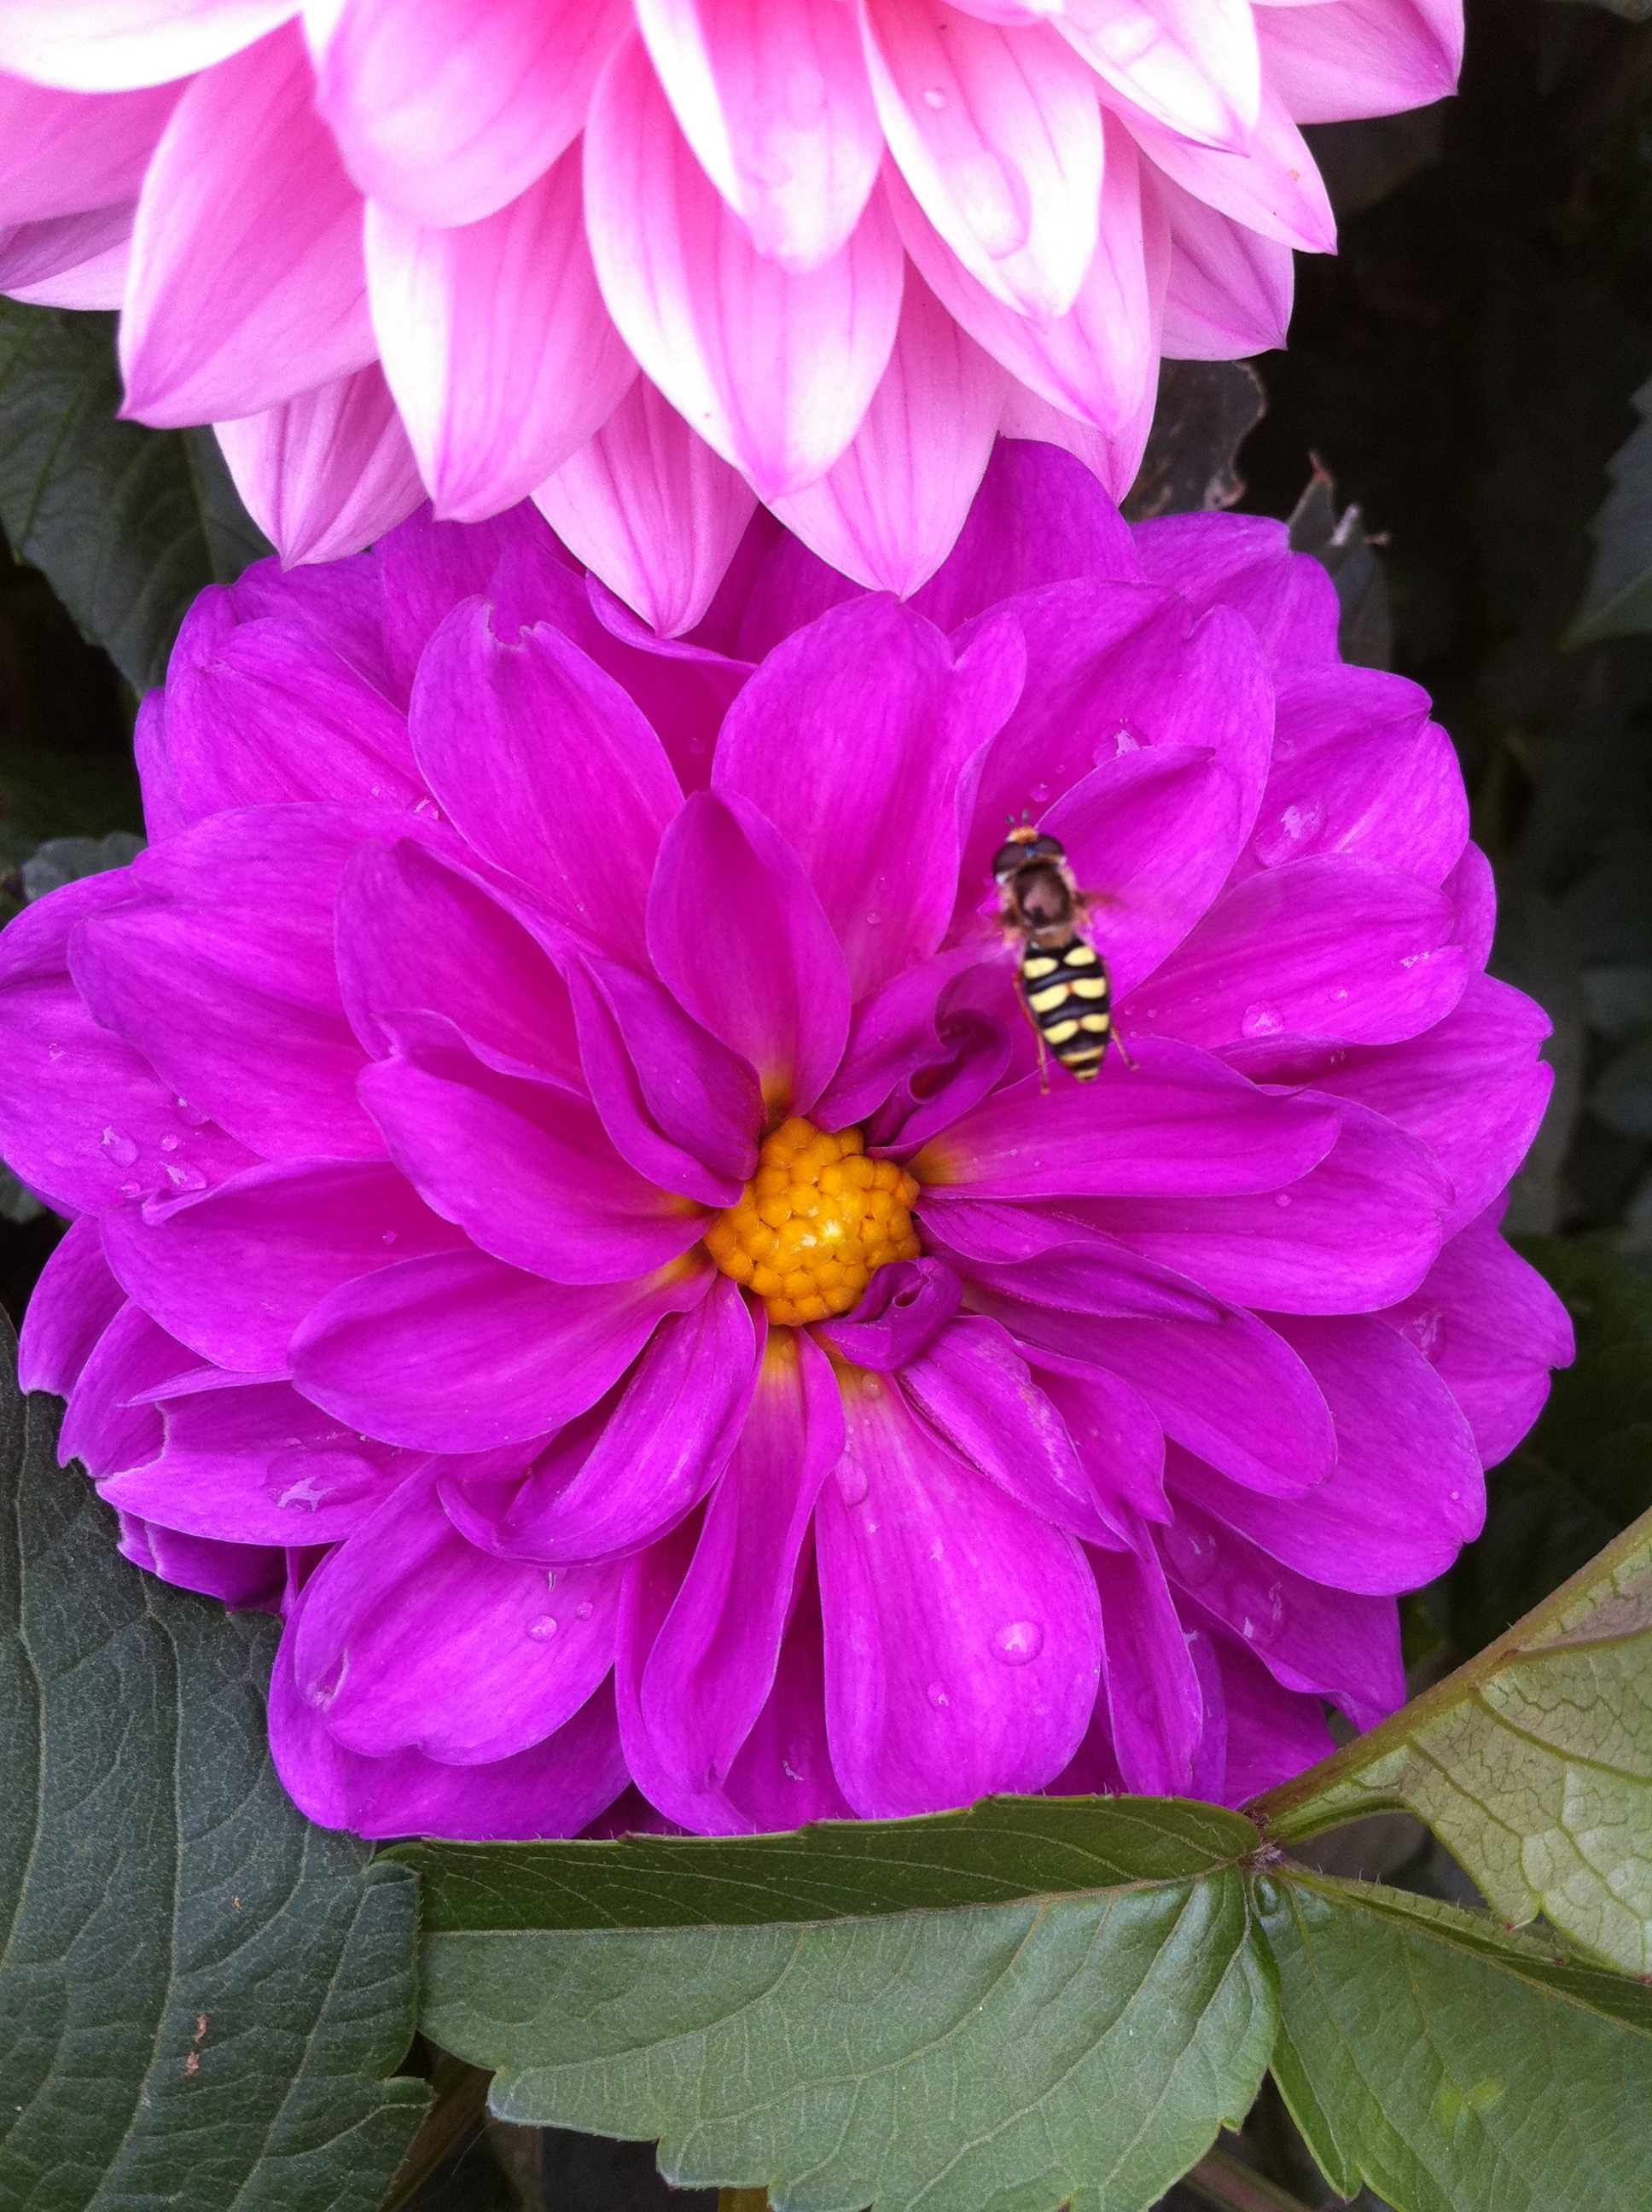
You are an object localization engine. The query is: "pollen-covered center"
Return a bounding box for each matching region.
[705,1117,922,1327]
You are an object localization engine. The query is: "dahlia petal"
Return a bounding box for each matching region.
[70,806,419,1161]
[899,1314,1129,1547]
[290,1244,713,1452]
[646,790,851,1117]
[224,540,400,699]
[311,0,628,226]
[0,202,134,306]
[935,1225,1222,1315]
[17,1215,124,1399]
[769,268,1007,599]
[888,110,1160,434]
[101,1155,465,1371]
[1132,509,1341,671]
[863,1005,1013,1153]
[1185,1625,1228,1800]
[997,370,1160,509]
[639,1330,844,1820]
[460,1277,761,1564]
[811,944,990,1129]
[1126,88,1335,256]
[358,1013,709,1286]
[1128,854,1468,1051]
[1032,1363,1167,1526]
[816,1373,1101,1816]
[912,1040,1341,1199]
[575,573,753,790]
[336,838,585,1087]
[1058,0,1260,150]
[634,0,882,271]
[1169,1308,1484,1592]
[289,1468,621,1763]
[1157,178,1294,358]
[0,872,257,1216]
[906,434,1140,631]
[1208,1627,1335,1805]
[367,144,637,522]
[534,379,755,641]
[121,24,376,425]
[1161,1505,1403,1730]
[716,595,1023,998]
[1242,667,1468,888]
[1446,840,1496,969]
[378,501,547,699]
[972,1263,1336,1497]
[410,600,683,963]
[60,1301,195,1479]
[100,1377,408,1544]
[1089,1530,1202,1794]
[1384,1208,1574,1470]
[863,1,1103,319]
[216,363,427,568]
[567,955,760,1204]
[1255,0,1460,126]
[1038,741,1244,996]
[271,1621,628,1840]
[162,588,422,818]
[0,3,295,91]
[959,585,1273,895]
[585,32,905,498]
[817,1255,963,1370]
[723,1560,855,1828]
[1091,1097,1450,1313]
[119,1515,291,1610]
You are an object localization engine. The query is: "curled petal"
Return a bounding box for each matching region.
[18,1214,125,1398]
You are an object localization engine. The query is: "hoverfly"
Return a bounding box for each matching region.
[992,824,1126,1086]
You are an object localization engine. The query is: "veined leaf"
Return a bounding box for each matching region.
[0,1324,428,2209]
[1253,1506,1652,1973]
[1260,1872,1652,2212]
[400,1801,1278,2212]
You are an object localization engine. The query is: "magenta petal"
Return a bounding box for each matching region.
[647,790,850,1117]
[122,1516,288,1613]
[270,1629,628,1842]
[1089,1533,1204,1796]
[811,945,990,1132]
[723,1559,855,1831]
[100,1380,409,1545]
[1132,511,1341,672]
[1171,1310,1484,1594]
[1446,841,1496,969]
[0,75,180,226]
[289,1468,621,1763]
[863,1006,1012,1155]
[1209,1631,1335,1807]
[17,1214,124,1398]
[291,1245,713,1451]
[458,1278,761,1564]
[1033,1364,1168,1529]
[1384,1208,1574,1470]
[714,595,1025,998]
[101,1156,465,1373]
[914,1042,1341,1200]
[817,1256,962,1371]
[638,1330,844,1825]
[59,1301,195,1480]
[816,1376,1101,1817]
[410,601,683,963]
[898,1316,1128,1549]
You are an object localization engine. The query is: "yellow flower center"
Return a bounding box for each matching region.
[705,1116,922,1327]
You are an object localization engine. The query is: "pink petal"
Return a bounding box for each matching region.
[60,1301,195,1478]
[0,73,178,223]
[646,789,850,1117]
[1446,840,1496,969]
[0,201,132,306]
[584,30,905,498]
[723,1560,856,1827]
[1157,174,1294,358]
[1033,1361,1167,1526]
[1125,86,1336,255]
[996,373,1159,506]
[17,1214,124,1398]
[1133,508,1341,671]
[311,0,628,226]
[770,265,1007,597]
[1089,1529,1204,1792]
[1060,0,1260,149]
[121,23,377,424]
[817,1254,963,1369]
[367,142,637,522]
[409,600,683,964]
[534,378,756,639]
[216,361,426,567]
[817,1369,1101,1816]
[1211,1628,1334,1806]
[635,0,882,271]
[863,1,1103,319]
[0,2,294,90]
[1256,0,1460,126]
[290,1243,714,1451]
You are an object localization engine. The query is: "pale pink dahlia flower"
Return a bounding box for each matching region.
[0,445,1566,1841]
[0,0,1460,632]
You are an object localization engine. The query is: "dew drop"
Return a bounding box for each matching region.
[865,910,882,927]
[174,1095,208,1127]
[1241,1002,1284,1038]
[527,1615,559,1640]
[923,84,948,109]
[46,1041,64,1062]
[1109,721,1144,755]
[927,1680,951,1709]
[1029,780,1050,803]
[1405,1304,1446,1359]
[993,1619,1044,1666]
[861,1375,883,1398]
[381,1229,398,1245]
[101,1126,138,1166]
[575,1599,594,1621]
[1163,1521,1219,1587]
[165,1162,206,1190]
[119,1180,141,1199]
[835,1460,870,1508]
[1274,1191,1293,1208]
[782,1760,804,1782]
[160,1134,179,1152]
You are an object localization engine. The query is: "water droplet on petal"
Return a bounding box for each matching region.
[46,1041,64,1062]
[835,1461,869,1508]
[923,84,947,109]
[1029,780,1050,803]
[1275,1191,1293,1208]
[101,1126,138,1166]
[1241,1002,1284,1038]
[174,1096,208,1127]
[381,1229,398,1245]
[160,1134,179,1153]
[1163,1521,1219,1587]
[864,910,882,927]
[575,1599,594,1621]
[119,1180,141,1199]
[927,1680,951,1709]
[993,1620,1044,1665]
[527,1615,558,1641]
[165,1163,206,1190]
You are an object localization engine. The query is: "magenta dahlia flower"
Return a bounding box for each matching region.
[0,0,1460,631]
[0,443,1567,1840]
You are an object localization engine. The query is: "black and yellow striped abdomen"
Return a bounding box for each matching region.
[1018,934,1114,1080]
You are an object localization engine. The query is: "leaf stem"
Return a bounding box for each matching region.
[378,2052,492,2211]
[1181,2146,1318,2212]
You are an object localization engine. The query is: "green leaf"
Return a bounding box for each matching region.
[402,1800,1278,2212]
[1259,1872,1652,2212]
[1567,372,1652,643]
[0,1320,428,2209]
[0,300,269,693]
[1252,1506,1652,1973]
